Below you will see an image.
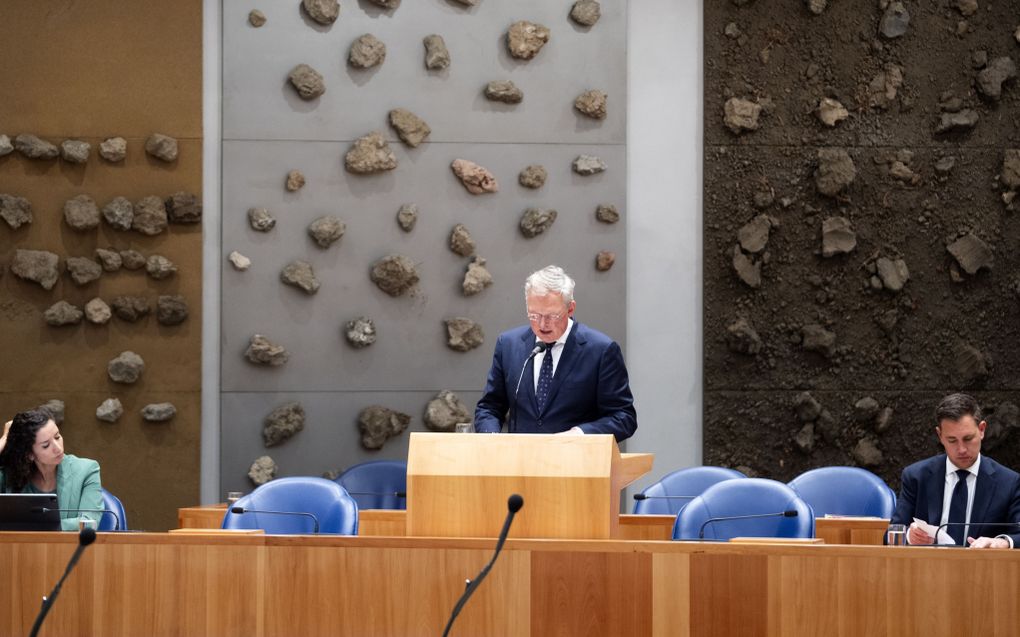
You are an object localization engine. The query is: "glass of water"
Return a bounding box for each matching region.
[226,491,243,506]
[454,422,473,433]
[886,523,906,546]
[78,516,98,532]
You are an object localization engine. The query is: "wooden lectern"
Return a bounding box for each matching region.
[405,432,653,539]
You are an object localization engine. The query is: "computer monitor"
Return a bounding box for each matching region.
[0,493,61,531]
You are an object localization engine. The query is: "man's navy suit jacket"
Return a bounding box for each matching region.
[473,322,637,441]
[891,454,1020,546]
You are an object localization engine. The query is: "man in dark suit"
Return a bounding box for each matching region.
[473,265,637,441]
[891,393,1020,548]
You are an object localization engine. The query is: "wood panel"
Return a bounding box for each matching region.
[651,553,690,637]
[690,552,768,637]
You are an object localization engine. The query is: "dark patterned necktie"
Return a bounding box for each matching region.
[947,469,969,545]
[536,348,554,411]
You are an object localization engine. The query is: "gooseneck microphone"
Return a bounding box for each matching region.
[441,494,524,637]
[633,494,696,502]
[344,491,406,499]
[933,521,1020,546]
[698,509,798,539]
[36,506,121,531]
[29,527,97,637]
[230,506,320,533]
[510,343,548,433]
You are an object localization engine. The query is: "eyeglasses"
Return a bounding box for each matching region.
[527,311,565,323]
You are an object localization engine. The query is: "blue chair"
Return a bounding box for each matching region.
[787,466,896,518]
[633,466,746,515]
[99,488,127,531]
[222,477,359,535]
[673,478,814,540]
[335,460,407,511]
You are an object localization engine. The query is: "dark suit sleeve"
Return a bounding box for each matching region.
[891,466,918,527]
[1005,472,1020,548]
[575,341,637,441]
[474,334,509,433]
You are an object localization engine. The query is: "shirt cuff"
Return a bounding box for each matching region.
[995,534,1014,548]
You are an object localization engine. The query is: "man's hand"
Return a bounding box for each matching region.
[967,536,1010,549]
[908,523,934,545]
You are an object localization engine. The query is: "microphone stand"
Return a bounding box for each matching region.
[29,528,97,637]
[510,343,546,434]
[698,510,798,539]
[40,506,121,531]
[230,507,320,533]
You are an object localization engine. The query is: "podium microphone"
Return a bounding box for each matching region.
[698,510,798,539]
[230,506,320,533]
[633,494,696,502]
[933,521,1020,546]
[510,343,548,433]
[29,527,97,637]
[441,494,524,637]
[36,506,121,531]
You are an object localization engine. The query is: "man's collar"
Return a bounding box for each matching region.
[536,319,574,349]
[946,454,981,476]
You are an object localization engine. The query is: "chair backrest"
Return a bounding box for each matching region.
[336,460,407,511]
[633,466,746,515]
[787,466,896,518]
[221,477,359,535]
[100,488,127,531]
[672,478,814,540]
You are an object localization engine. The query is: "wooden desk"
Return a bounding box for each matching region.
[2,531,1016,637]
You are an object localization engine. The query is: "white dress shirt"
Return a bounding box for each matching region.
[939,456,979,543]
[532,319,573,391]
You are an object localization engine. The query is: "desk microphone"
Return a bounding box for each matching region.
[933,521,1020,546]
[29,527,96,637]
[441,494,524,637]
[633,494,696,501]
[344,491,406,499]
[510,343,548,433]
[35,506,121,531]
[698,510,799,539]
[230,506,319,533]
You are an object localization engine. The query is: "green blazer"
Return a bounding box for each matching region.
[0,454,103,531]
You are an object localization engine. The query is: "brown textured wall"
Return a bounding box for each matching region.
[0,1,202,530]
[704,1,1020,489]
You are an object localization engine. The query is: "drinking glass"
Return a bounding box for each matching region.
[886,523,906,546]
[78,516,98,532]
[226,491,243,506]
[454,422,473,434]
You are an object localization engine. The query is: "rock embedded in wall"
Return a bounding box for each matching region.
[263,402,305,447]
[506,21,550,60]
[451,159,498,194]
[462,256,493,296]
[805,0,826,15]
[248,456,277,485]
[726,317,761,355]
[95,248,122,272]
[285,170,305,192]
[120,250,146,270]
[866,64,903,110]
[574,89,607,119]
[423,390,472,432]
[66,257,103,286]
[14,134,58,160]
[852,438,883,467]
[955,342,991,385]
[518,165,546,189]
[873,256,909,292]
[723,98,761,134]
[572,155,606,175]
[308,215,346,248]
[936,110,979,134]
[485,81,523,104]
[145,134,178,162]
[569,0,601,27]
[96,398,123,423]
[731,245,761,289]
[815,98,848,127]
[281,260,320,294]
[132,196,168,235]
[370,255,419,296]
[248,9,266,27]
[736,215,774,254]
[11,249,60,290]
[449,224,476,256]
[0,194,32,229]
[801,324,836,358]
[301,0,339,25]
[108,351,145,384]
[146,255,178,280]
[820,217,856,257]
[519,208,557,237]
[229,251,252,271]
[248,207,276,232]
[396,204,417,231]
[595,204,619,224]
[157,295,189,325]
[345,316,377,347]
[99,137,127,162]
[60,140,90,164]
[444,317,484,352]
[423,34,450,70]
[0,134,12,156]
[64,195,101,231]
[38,400,65,424]
[111,296,151,322]
[813,148,855,197]
[879,2,910,39]
[388,108,431,147]
[947,234,993,276]
[349,34,387,69]
[245,334,289,366]
[84,298,112,324]
[166,192,202,224]
[288,64,326,100]
[102,197,134,230]
[976,57,1016,100]
[142,403,176,422]
[595,251,615,271]
[358,405,410,450]
[345,132,397,174]
[368,0,400,9]
[44,301,84,326]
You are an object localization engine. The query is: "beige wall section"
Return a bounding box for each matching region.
[0,0,202,530]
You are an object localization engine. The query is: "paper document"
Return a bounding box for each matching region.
[913,517,957,545]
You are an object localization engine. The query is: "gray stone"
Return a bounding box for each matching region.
[875,406,895,433]
[423,390,472,432]
[288,64,325,100]
[976,57,1016,100]
[595,251,616,271]
[146,255,177,280]
[157,295,189,325]
[64,195,101,231]
[731,245,761,289]
[84,298,112,325]
[570,0,601,26]
[349,34,387,69]
[519,165,546,188]
[449,0,477,5]
[102,197,134,230]
[506,21,550,60]
[111,296,151,322]
[816,97,848,127]
[449,224,476,256]
[286,170,306,192]
[119,250,146,270]
[723,98,761,134]
[737,215,773,254]
[445,317,484,352]
[165,191,202,224]
[368,0,400,9]
[345,317,377,348]
[0,134,12,156]
[14,134,58,159]
[463,256,493,296]
[1002,150,1020,189]
[596,204,619,224]
[44,301,84,326]
[867,64,903,109]
[955,0,978,16]
[396,204,417,231]
[816,409,840,445]
[281,260,320,294]
[60,140,90,163]
[852,438,883,467]
[726,317,761,355]
[38,400,65,424]
[879,2,910,38]
[806,0,826,15]
[245,334,289,366]
[793,422,815,453]
[358,406,410,450]
[229,251,251,271]
[574,89,607,120]
[572,154,606,175]
[935,156,956,175]
[145,133,178,162]
[142,403,176,422]
[94,248,122,272]
[308,215,346,248]
[248,456,277,486]
[345,132,398,174]
[0,194,32,229]
[248,207,276,231]
[948,234,993,275]
[132,196,168,235]
[66,257,103,285]
[801,324,836,358]
[451,159,498,193]
[108,351,145,384]
[936,109,979,134]
[96,398,123,423]
[485,80,524,104]
[423,34,450,70]
[99,137,127,162]
[370,255,419,297]
[248,9,266,26]
[876,257,909,292]
[11,249,60,290]
[821,216,856,257]
[794,392,822,422]
[520,207,557,238]
[854,397,880,422]
[263,402,304,447]
[984,402,1019,452]
[814,148,856,197]
[388,108,430,147]
[302,0,339,24]
[956,342,990,384]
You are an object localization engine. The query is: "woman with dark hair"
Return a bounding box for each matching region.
[0,409,103,531]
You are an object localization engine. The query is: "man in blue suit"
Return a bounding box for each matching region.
[473,265,637,441]
[891,393,1020,548]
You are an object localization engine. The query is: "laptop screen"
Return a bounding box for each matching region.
[0,493,61,531]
